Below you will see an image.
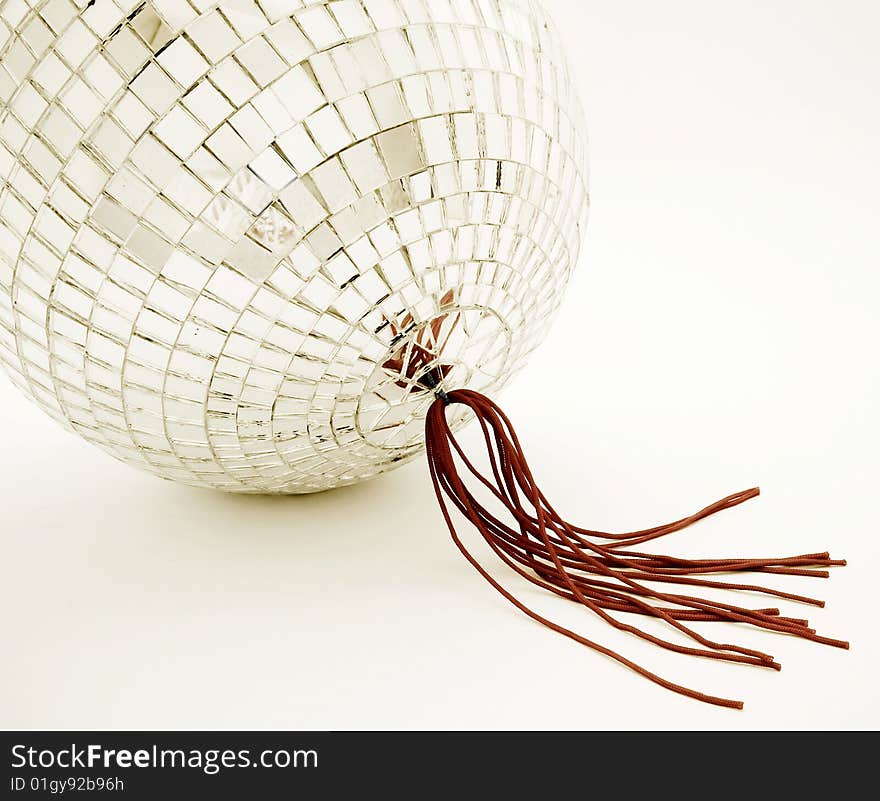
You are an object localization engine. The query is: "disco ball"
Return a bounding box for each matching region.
[0,0,588,493]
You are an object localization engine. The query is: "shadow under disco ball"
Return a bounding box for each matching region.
[0,0,589,494]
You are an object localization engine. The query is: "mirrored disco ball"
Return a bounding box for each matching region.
[0,0,588,493]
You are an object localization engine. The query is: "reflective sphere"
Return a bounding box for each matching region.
[0,0,588,493]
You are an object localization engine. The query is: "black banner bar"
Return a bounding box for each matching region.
[0,732,871,798]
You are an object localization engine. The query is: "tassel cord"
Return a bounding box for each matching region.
[425,388,848,708]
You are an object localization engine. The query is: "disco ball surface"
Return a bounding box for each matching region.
[0,0,588,493]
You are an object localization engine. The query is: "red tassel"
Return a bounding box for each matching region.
[424,388,848,709]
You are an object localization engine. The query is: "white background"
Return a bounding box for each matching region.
[1,0,878,730]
